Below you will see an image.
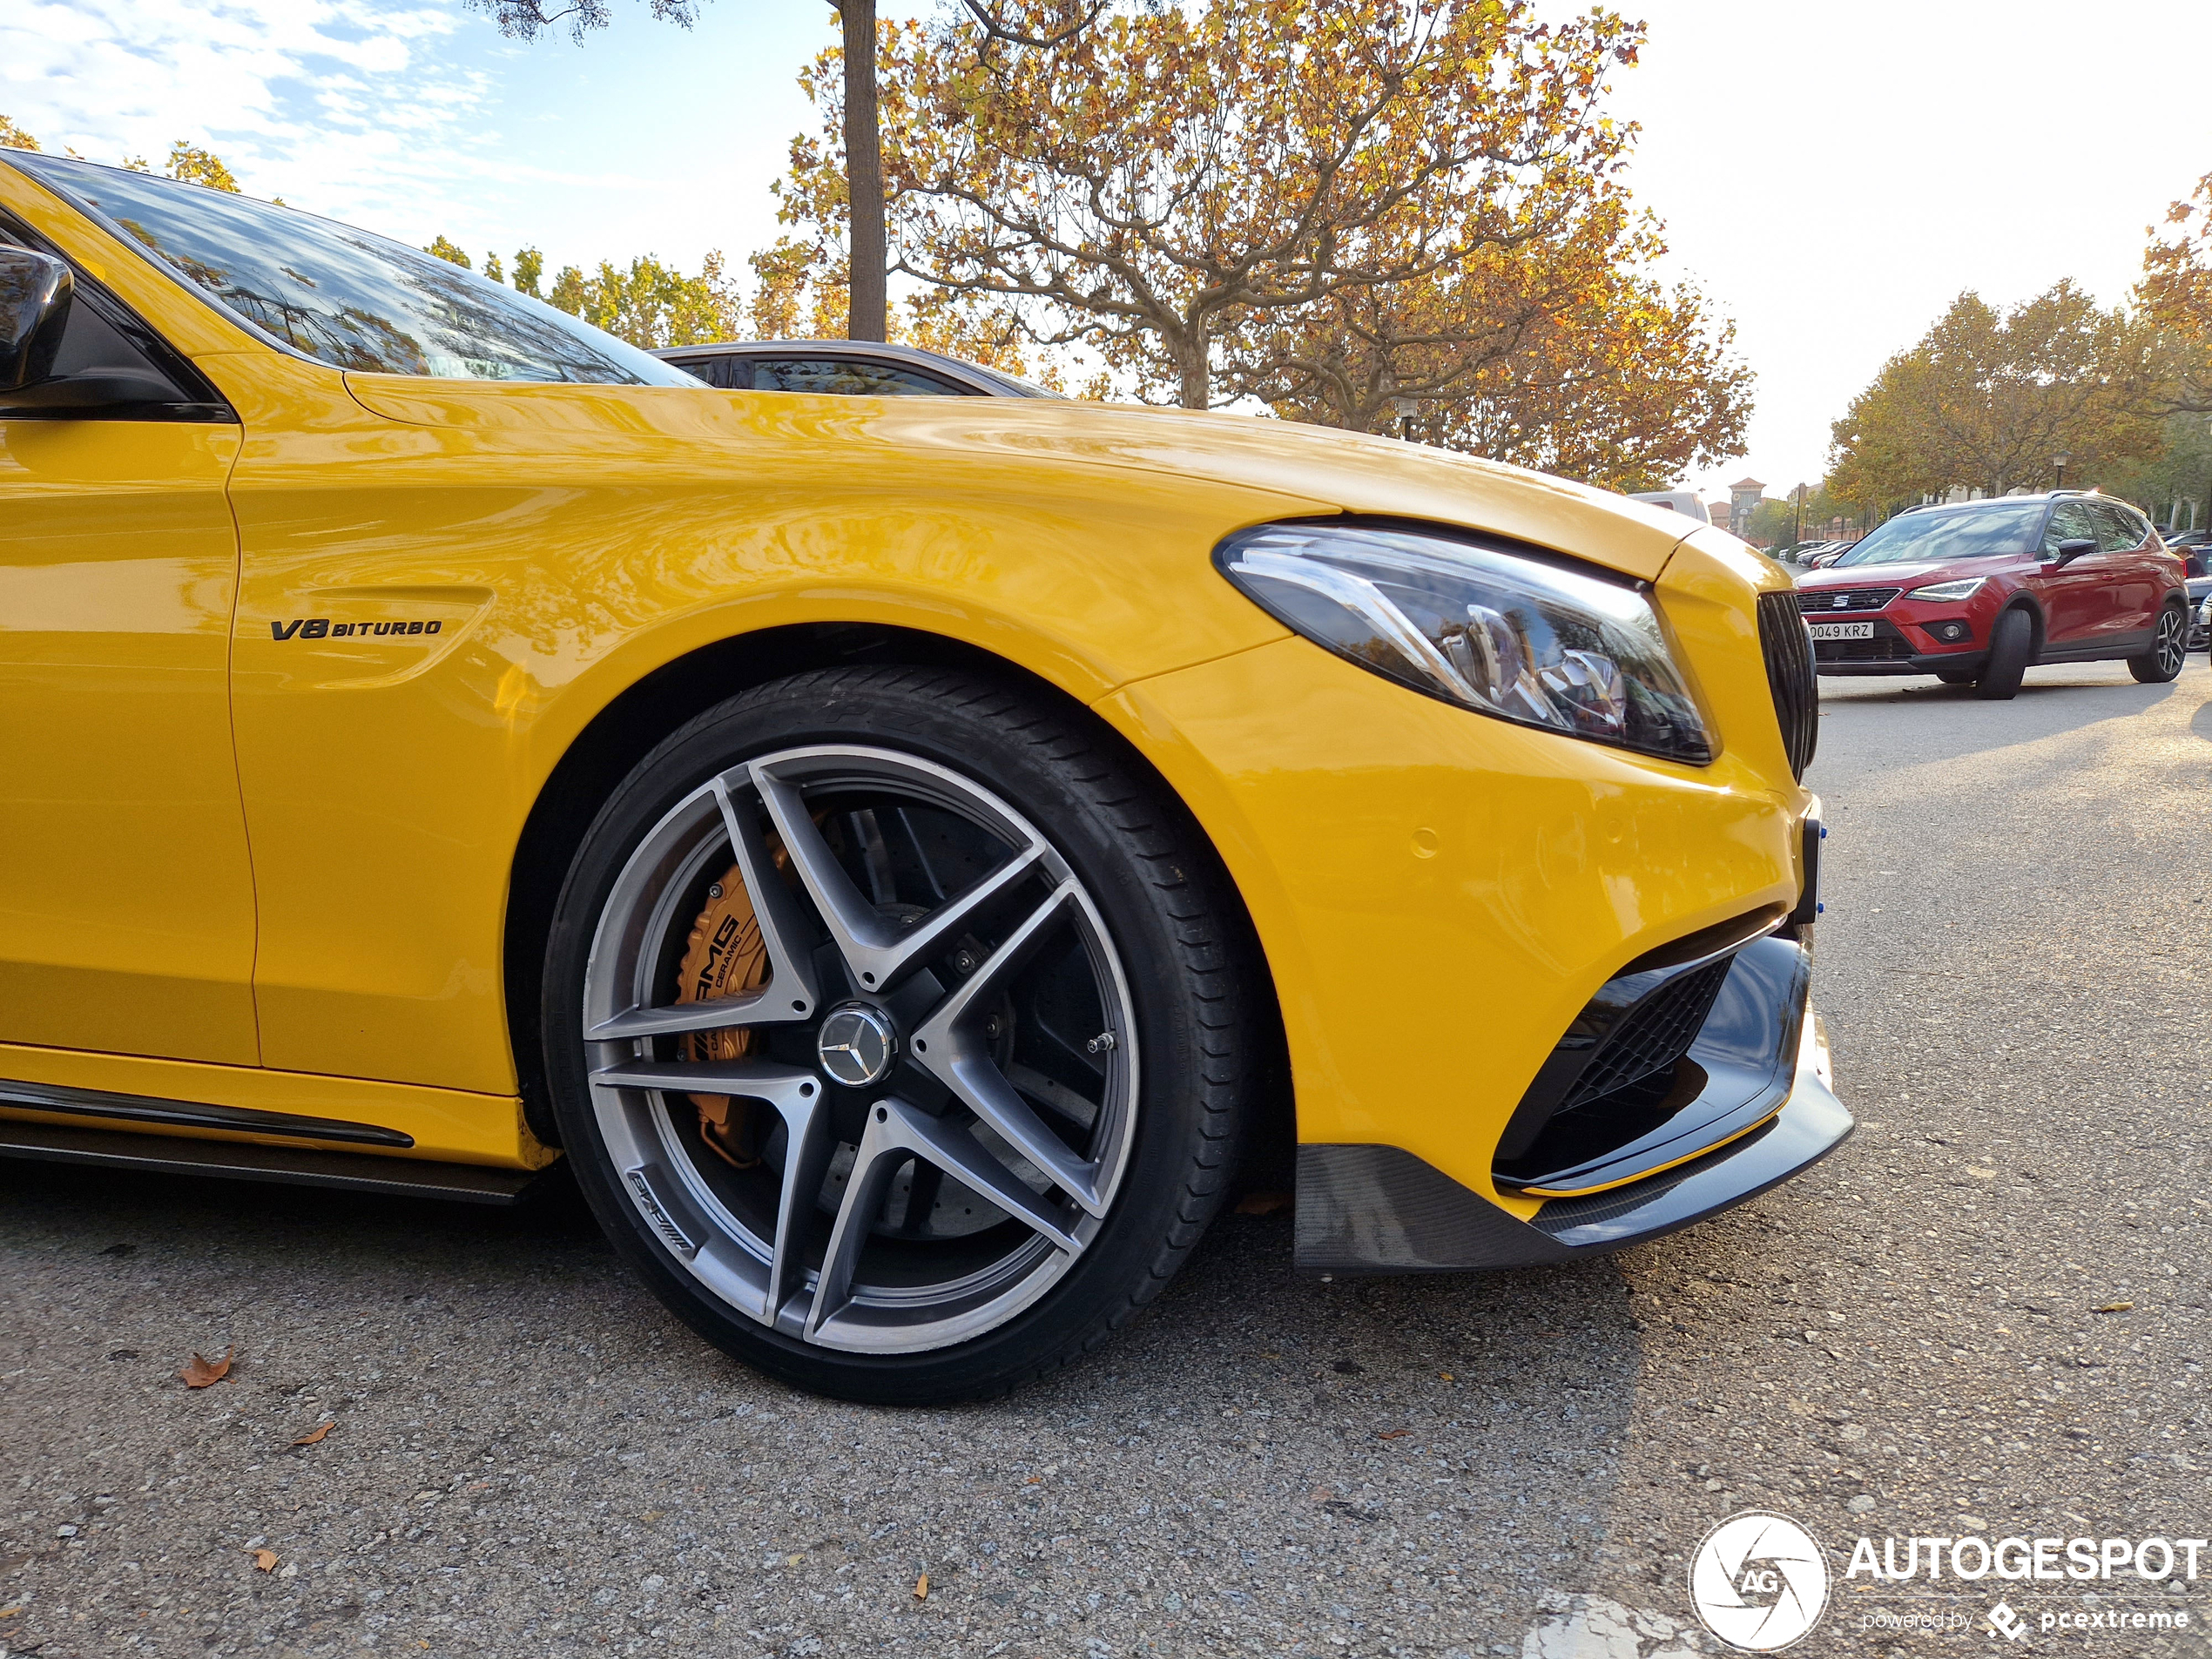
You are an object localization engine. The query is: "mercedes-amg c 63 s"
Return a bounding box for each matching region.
[0,152,1849,1401]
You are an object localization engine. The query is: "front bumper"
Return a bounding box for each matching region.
[1293,961,1851,1271]
[1810,614,1985,677]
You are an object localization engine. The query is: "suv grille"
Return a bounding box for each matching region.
[1554,955,1735,1116]
[1756,590,1817,779]
[1813,620,1915,663]
[1795,586,1901,613]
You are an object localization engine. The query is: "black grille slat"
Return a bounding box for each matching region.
[1554,956,1734,1116]
[1756,590,1818,779]
[1794,586,1901,613]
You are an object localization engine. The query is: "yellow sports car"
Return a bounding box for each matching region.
[0,151,1848,1401]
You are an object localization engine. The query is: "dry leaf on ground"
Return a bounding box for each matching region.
[252,1549,277,1572]
[2094,1301,2134,1313]
[181,1348,233,1388]
[1377,1429,1413,1440]
[914,1573,928,1600]
[292,1421,334,1447]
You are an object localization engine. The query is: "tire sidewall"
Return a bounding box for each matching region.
[541,670,1240,1402]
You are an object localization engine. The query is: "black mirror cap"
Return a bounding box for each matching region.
[0,246,72,394]
[2053,536,2097,565]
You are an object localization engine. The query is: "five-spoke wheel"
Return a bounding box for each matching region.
[542,669,1258,1400]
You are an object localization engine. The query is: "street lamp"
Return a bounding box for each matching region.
[2054,452,2071,492]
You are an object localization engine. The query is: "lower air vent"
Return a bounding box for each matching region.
[1553,956,1734,1116]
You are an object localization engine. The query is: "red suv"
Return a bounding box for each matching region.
[1795,493,2189,698]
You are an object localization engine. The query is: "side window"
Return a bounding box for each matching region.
[663,354,742,389]
[2043,502,2098,551]
[752,358,964,396]
[2090,503,2143,553]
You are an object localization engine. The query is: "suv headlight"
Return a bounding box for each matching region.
[1216,522,1712,764]
[1905,577,1986,601]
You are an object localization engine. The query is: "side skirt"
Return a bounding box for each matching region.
[0,1117,545,1206]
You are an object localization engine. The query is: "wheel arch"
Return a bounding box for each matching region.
[2001,591,2047,658]
[502,622,1290,1172]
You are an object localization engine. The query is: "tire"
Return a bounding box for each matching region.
[1934,670,1975,685]
[541,666,1258,1403]
[1974,608,2033,699]
[2128,602,2188,684]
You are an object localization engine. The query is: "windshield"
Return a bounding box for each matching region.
[6,152,695,387]
[1838,502,2048,566]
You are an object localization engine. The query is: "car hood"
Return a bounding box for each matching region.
[343,374,1715,587]
[1797,561,1946,589]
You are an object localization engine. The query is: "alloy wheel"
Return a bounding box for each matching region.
[580,745,1139,1355]
[2156,604,2188,676]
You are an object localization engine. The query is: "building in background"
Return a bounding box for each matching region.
[1728,476,1766,531]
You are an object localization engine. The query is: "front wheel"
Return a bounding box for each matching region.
[1974,608,2033,699]
[2128,602,2188,684]
[541,667,1259,1402]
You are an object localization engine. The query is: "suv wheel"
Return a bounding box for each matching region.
[2128,601,2188,684]
[1973,608,2033,700]
[541,667,1258,1402]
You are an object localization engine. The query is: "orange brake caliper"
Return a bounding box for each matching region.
[675,866,775,1168]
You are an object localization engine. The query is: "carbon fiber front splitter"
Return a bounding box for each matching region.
[1291,1014,1853,1272]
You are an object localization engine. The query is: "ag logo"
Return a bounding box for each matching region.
[1688,1510,1830,1651]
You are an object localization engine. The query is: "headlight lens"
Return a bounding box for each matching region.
[1216,522,1712,764]
[1905,577,1986,601]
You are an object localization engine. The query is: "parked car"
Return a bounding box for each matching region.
[657,338,1050,399]
[1795,494,2189,698]
[0,149,1847,1402]
[1627,489,1711,523]
[1803,545,1851,570]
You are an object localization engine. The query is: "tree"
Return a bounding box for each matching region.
[1,113,40,151]
[543,251,745,347]
[2139,168,2212,415]
[163,142,239,192]
[776,0,1647,411]
[463,0,897,341]
[1829,283,2161,506]
[424,235,473,267]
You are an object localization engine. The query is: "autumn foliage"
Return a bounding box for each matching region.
[767,0,1750,489]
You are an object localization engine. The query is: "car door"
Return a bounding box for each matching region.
[2034,500,2108,649]
[2089,500,2161,644]
[0,219,260,1065]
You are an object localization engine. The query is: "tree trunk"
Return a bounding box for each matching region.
[842,0,887,342]
[1177,328,1209,410]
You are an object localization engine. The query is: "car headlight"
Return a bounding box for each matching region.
[1905,577,1986,601]
[1215,522,1713,764]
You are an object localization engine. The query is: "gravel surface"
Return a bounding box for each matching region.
[3,659,2208,1659]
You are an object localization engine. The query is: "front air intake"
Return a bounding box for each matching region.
[1757,590,1818,779]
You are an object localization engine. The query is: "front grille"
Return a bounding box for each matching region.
[1795,586,1901,613]
[1756,590,1818,779]
[1812,619,1915,663]
[1554,956,1734,1116]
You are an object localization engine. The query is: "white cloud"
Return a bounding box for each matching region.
[1,0,498,231]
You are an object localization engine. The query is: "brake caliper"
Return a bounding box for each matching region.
[676,866,772,1168]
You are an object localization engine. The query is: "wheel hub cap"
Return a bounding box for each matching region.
[816,1001,898,1089]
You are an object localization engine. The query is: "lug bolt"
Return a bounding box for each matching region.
[1086,1031,1116,1055]
[707,883,724,900]
[984,1015,1003,1040]
[953,950,978,974]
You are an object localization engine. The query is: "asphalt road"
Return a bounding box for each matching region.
[3,658,2209,1659]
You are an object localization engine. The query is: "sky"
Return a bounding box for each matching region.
[4,0,2209,507]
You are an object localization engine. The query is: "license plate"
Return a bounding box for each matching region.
[1807,621,1873,640]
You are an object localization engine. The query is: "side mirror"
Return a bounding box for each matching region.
[2051,537,2096,567]
[0,246,72,393]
